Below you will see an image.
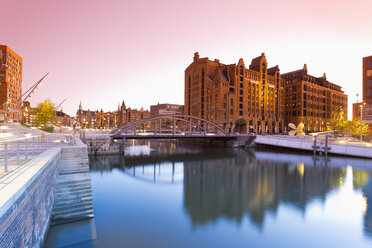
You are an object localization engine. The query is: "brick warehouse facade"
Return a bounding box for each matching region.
[185,52,348,134]
[282,65,348,132]
[185,52,285,134]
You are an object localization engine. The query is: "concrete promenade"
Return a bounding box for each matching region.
[0,123,76,178]
[255,135,372,159]
[0,125,93,247]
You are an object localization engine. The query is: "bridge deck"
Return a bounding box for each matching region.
[112,134,237,140]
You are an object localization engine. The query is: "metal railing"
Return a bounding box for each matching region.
[0,134,75,177]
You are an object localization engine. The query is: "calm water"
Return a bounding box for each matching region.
[45,141,372,248]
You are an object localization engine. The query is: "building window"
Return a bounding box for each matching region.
[367,80,372,86]
[367,60,372,69]
[367,89,372,96]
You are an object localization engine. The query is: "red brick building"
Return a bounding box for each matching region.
[282,65,348,132]
[185,52,285,134]
[0,45,22,122]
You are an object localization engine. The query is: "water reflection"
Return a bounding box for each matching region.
[88,142,372,243]
[183,149,347,228]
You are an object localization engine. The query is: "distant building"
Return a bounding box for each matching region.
[150,103,184,130]
[352,55,372,135]
[0,45,22,123]
[150,103,184,116]
[76,102,99,128]
[76,101,150,129]
[185,52,285,134]
[55,110,71,126]
[21,101,35,125]
[363,55,372,104]
[282,65,348,132]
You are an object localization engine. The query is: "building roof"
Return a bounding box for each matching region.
[267,65,279,76]
[56,111,70,118]
[249,53,266,72]
[219,69,229,82]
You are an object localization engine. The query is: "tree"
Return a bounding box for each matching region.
[35,101,56,126]
[330,108,348,135]
[349,118,369,138]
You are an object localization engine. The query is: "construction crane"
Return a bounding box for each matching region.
[55,98,68,111]
[21,73,49,104]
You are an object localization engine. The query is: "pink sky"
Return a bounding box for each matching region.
[2,0,372,119]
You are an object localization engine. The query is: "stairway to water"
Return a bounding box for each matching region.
[51,146,94,225]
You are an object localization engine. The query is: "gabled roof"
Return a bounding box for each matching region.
[220,69,229,82]
[267,65,279,76]
[249,53,266,71]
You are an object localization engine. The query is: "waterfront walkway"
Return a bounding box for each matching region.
[0,123,76,178]
[255,135,372,159]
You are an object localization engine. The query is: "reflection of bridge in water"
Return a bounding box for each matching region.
[89,144,372,237]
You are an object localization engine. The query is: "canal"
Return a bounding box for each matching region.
[45,141,372,248]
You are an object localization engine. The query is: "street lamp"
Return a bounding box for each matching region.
[360,102,366,142]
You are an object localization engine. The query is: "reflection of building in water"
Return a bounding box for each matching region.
[183,151,346,227]
[353,169,372,237]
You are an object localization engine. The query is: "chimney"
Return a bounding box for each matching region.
[194,52,200,62]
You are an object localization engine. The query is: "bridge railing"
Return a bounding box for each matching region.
[111,114,229,137]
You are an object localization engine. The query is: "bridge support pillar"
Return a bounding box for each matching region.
[134,126,136,135]
[173,116,176,135]
[155,120,157,135]
[204,121,207,135]
[121,136,126,155]
[188,119,191,134]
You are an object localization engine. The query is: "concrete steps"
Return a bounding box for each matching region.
[51,146,94,226]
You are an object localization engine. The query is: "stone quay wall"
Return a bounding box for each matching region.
[0,148,62,248]
[80,130,120,155]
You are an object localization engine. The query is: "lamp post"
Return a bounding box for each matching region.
[360,102,366,142]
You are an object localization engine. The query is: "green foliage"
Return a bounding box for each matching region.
[330,108,348,134]
[349,118,369,137]
[39,126,54,133]
[35,101,56,126]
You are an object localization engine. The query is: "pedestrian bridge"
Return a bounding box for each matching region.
[111,114,231,140]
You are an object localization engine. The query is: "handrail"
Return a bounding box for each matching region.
[0,133,75,178]
[0,134,45,144]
